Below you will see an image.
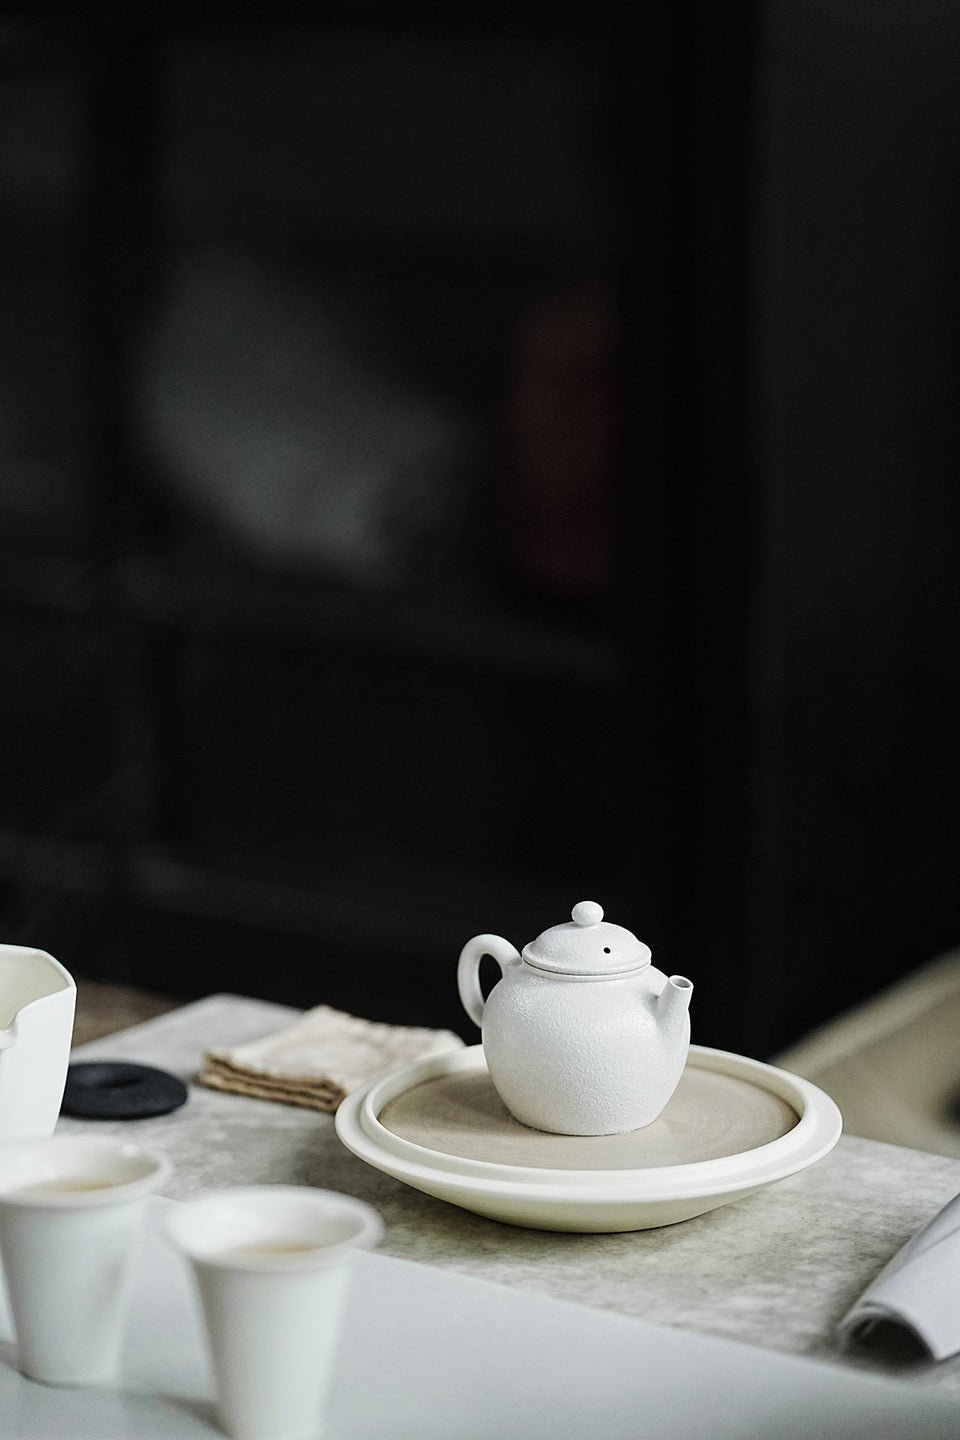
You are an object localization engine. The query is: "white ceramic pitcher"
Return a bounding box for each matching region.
[0,946,76,1139]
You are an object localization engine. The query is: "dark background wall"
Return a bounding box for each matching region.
[750,0,960,1047]
[0,2,957,1060]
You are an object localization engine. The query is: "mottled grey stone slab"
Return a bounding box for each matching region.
[62,994,960,1393]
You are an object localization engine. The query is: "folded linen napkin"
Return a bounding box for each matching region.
[838,1190,960,1359]
[199,1003,464,1112]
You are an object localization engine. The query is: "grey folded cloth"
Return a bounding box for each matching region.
[199,1003,464,1112]
[838,1190,960,1359]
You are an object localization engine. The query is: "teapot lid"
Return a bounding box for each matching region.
[521,901,651,976]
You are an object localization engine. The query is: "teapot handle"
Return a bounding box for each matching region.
[457,934,522,1029]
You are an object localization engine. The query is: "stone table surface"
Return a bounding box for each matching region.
[62,993,960,1396]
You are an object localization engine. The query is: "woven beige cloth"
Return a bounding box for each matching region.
[198,1003,465,1112]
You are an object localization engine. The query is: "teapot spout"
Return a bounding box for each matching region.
[656,974,693,1036]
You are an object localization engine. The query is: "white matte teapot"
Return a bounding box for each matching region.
[458,901,693,1136]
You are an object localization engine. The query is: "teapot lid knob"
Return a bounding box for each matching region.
[571,900,603,928]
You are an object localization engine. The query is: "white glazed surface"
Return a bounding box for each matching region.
[167,1186,382,1440]
[458,904,693,1135]
[0,1136,171,1385]
[0,947,76,1141]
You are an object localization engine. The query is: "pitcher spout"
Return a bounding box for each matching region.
[656,974,694,1037]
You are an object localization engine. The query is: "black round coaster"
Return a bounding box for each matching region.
[62,1061,188,1120]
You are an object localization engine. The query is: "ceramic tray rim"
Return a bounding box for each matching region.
[335,1044,842,1206]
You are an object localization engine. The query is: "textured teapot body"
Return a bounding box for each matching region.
[458,903,692,1137]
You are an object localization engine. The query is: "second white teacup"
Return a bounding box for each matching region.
[0,1134,172,1386]
[167,1185,382,1440]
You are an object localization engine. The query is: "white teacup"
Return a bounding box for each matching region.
[0,945,76,1139]
[167,1186,382,1440]
[0,1134,172,1385]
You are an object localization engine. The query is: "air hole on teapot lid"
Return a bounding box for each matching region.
[603,947,611,953]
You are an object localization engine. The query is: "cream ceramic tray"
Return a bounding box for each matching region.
[335,1044,842,1232]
